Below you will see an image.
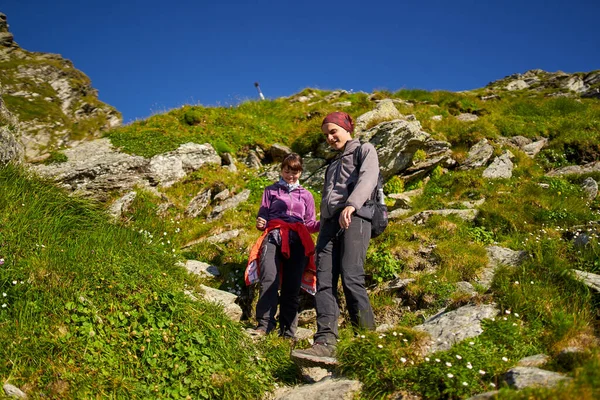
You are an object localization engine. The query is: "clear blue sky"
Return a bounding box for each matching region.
[2,0,599,123]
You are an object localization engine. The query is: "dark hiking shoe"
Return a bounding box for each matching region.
[291,342,337,368]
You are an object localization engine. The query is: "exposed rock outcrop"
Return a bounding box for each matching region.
[415,304,499,354]
[0,81,23,164]
[483,151,514,179]
[459,139,494,171]
[546,161,600,177]
[488,69,600,99]
[33,139,221,200]
[0,13,121,161]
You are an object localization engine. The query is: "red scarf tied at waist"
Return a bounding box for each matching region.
[245,219,316,295]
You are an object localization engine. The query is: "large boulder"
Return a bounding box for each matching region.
[546,161,600,177]
[354,99,402,133]
[459,139,494,170]
[482,151,514,179]
[0,86,24,165]
[363,119,430,180]
[415,304,499,354]
[33,139,221,199]
[504,367,571,390]
[149,142,221,187]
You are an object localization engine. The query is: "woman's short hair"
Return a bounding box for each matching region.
[281,153,303,172]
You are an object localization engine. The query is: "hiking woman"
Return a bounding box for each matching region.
[245,153,320,339]
[292,111,379,364]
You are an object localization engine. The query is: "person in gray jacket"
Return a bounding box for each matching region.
[292,111,378,365]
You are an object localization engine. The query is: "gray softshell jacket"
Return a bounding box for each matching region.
[320,139,379,219]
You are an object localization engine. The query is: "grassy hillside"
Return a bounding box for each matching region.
[0,165,298,399]
[2,80,600,399]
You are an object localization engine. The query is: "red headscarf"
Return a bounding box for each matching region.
[322,111,354,133]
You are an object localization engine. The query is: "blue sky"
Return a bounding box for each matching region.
[2,0,599,123]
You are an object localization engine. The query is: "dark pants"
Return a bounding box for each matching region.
[255,230,307,338]
[314,215,375,345]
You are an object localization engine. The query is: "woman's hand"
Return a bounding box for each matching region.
[256,217,267,231]
[339,206,356,230]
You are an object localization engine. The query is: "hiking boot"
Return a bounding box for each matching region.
[290,342,337,368]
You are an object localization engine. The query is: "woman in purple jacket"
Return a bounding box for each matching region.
[252,153,319,339]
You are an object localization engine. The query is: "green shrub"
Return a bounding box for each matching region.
[183,109,203,125]
[384,175,404,194]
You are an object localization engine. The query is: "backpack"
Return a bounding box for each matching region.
[352,144,389,238]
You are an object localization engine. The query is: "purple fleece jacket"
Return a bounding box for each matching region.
[257,182,320,233]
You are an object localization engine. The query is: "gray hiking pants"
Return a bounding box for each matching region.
[255,230,306,338]
[314,214,375,345]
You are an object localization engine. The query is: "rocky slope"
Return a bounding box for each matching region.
[485,68,600,99]
[0,12,121,161]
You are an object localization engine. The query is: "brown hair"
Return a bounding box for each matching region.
[281,153,303,172]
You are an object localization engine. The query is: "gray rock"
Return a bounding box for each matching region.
[273,378,361,400]
[556,347,587,369]
[504,367,571,390]
[3,383,27,399]
[0,85,24,165]
[509,136,532,148]
[480,94,501,101]
[402,155,455,184]
[573,269,600,292]
[455,281,477,296]
[270,143,292,162]
[205,229,240,244]
[459,139,494,171]
[363,119,430,180]
[522,138,548,158]
[448,198,486,209]
[323,90,348,102]
[486,246,527,268]
[185,189,211,218]
[355,99,402,133]
[213,189,230,202]
[414,304,499,353]
[245,150,262,169]
[430,115,443,121]
[207,189,251,221]
[465,391,499,400]
[107,191,137,219]
[506,80,529,91]
[33,138,149,199]
[187,286,243,321]
[388,208,412,220]
[456,113,479,122]
[331,101,352,108]
[403,209,479,224]
[295,327,313,342]
[546,161,600,177]
[182,260,220,278]
[483,151,514,179]
[477,246,527,289]
[381,277,415,291]
[148,142,221,187]
[298,367,332,383]
[517,354,550,368]
[581,177,598,200]
[222,152,237,173]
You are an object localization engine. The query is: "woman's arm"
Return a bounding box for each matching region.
[256,188,271,231]
[346,143,379,212]
[302,190,320,233]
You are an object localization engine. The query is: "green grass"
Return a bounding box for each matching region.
[0,165,299,399]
